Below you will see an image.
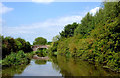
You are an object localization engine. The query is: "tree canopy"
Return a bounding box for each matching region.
[2,36,32,58]
[52,35,61,42]
[60,22,78,38]
[33,37,47,45]
[74,12,94,36]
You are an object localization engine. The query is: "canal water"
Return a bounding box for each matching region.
[2,55,119,77]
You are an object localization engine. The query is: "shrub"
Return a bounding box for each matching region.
[2,50,31,67]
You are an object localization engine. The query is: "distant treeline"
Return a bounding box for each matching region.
[48,1,120,72]
[1,36,33,58]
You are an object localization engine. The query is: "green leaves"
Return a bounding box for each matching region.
[34,48,47,57]
[2,36,32,58]
[2,50,31,66]
[49,1,120,72]
[33,37,47,45]
[60,22,78,38]
[74,12,95,36]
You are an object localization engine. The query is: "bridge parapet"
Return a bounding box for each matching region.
[32,45,49,51]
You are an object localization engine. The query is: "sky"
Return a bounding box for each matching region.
[0,1,102,44]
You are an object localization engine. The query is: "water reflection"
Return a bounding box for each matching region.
[2,64,29,77]
[51,55,120,76]
[35,60,47,65]
[2,55,120,77]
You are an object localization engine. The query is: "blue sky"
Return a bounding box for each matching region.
[1,1,101,44]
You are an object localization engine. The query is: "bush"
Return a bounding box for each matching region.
[2,50,31,67]
[48,41,59,56]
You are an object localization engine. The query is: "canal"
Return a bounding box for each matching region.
[2,55,119,77]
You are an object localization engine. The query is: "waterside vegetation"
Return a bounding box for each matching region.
[48,1,120,72]
[0,0,120,75]
[0,35,49,67]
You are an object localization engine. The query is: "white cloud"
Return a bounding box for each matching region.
[2,6,101,44]
[90,7,100,15]
[3,15,82,43]
[0,2,14,14]
[32,0,55,4]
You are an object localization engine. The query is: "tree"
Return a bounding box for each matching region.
[47,42,52,45]
[24,41,32,52]
[74,12,94,36]
[2,36,17,58]
[33,37,47,45]
[52,35,61,42]
[60,22,78,38]
[2,36,32,58]
[16,38,32,52]
[16,38,26,50]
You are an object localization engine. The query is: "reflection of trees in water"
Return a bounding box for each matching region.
[51,62,60,72]
[35,60,46,65]
[49,55,62,74]
[2,64,29,77]
[49,55,58,64]
[51,55,119,76]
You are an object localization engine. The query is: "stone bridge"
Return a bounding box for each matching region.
[32,45,49,51]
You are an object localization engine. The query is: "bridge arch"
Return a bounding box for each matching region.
[32,45,48,51]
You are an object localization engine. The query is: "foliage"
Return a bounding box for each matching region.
[74,12,95,36]
[0,35,2,59]
[52,35,61,42]
[2,36,32,58]
[34,48,47,57]
[47,41,52,45]
[50,1,120,72]
[16,38,32,52]
[60,22,78,38]
[33,37,47,45]
[2,50,31,67]
[48,41,59,56]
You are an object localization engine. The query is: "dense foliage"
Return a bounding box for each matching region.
[49,1,120,72]
[74,13,94,36]
[33,37,47,45]
[47,42,52,45]
[34,48,47,57]
[52,35,61,42]
[60,22,78,38]
[2,36,32,59]
[2,50,32,67]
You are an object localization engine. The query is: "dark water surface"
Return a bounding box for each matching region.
[2,55,120,77]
